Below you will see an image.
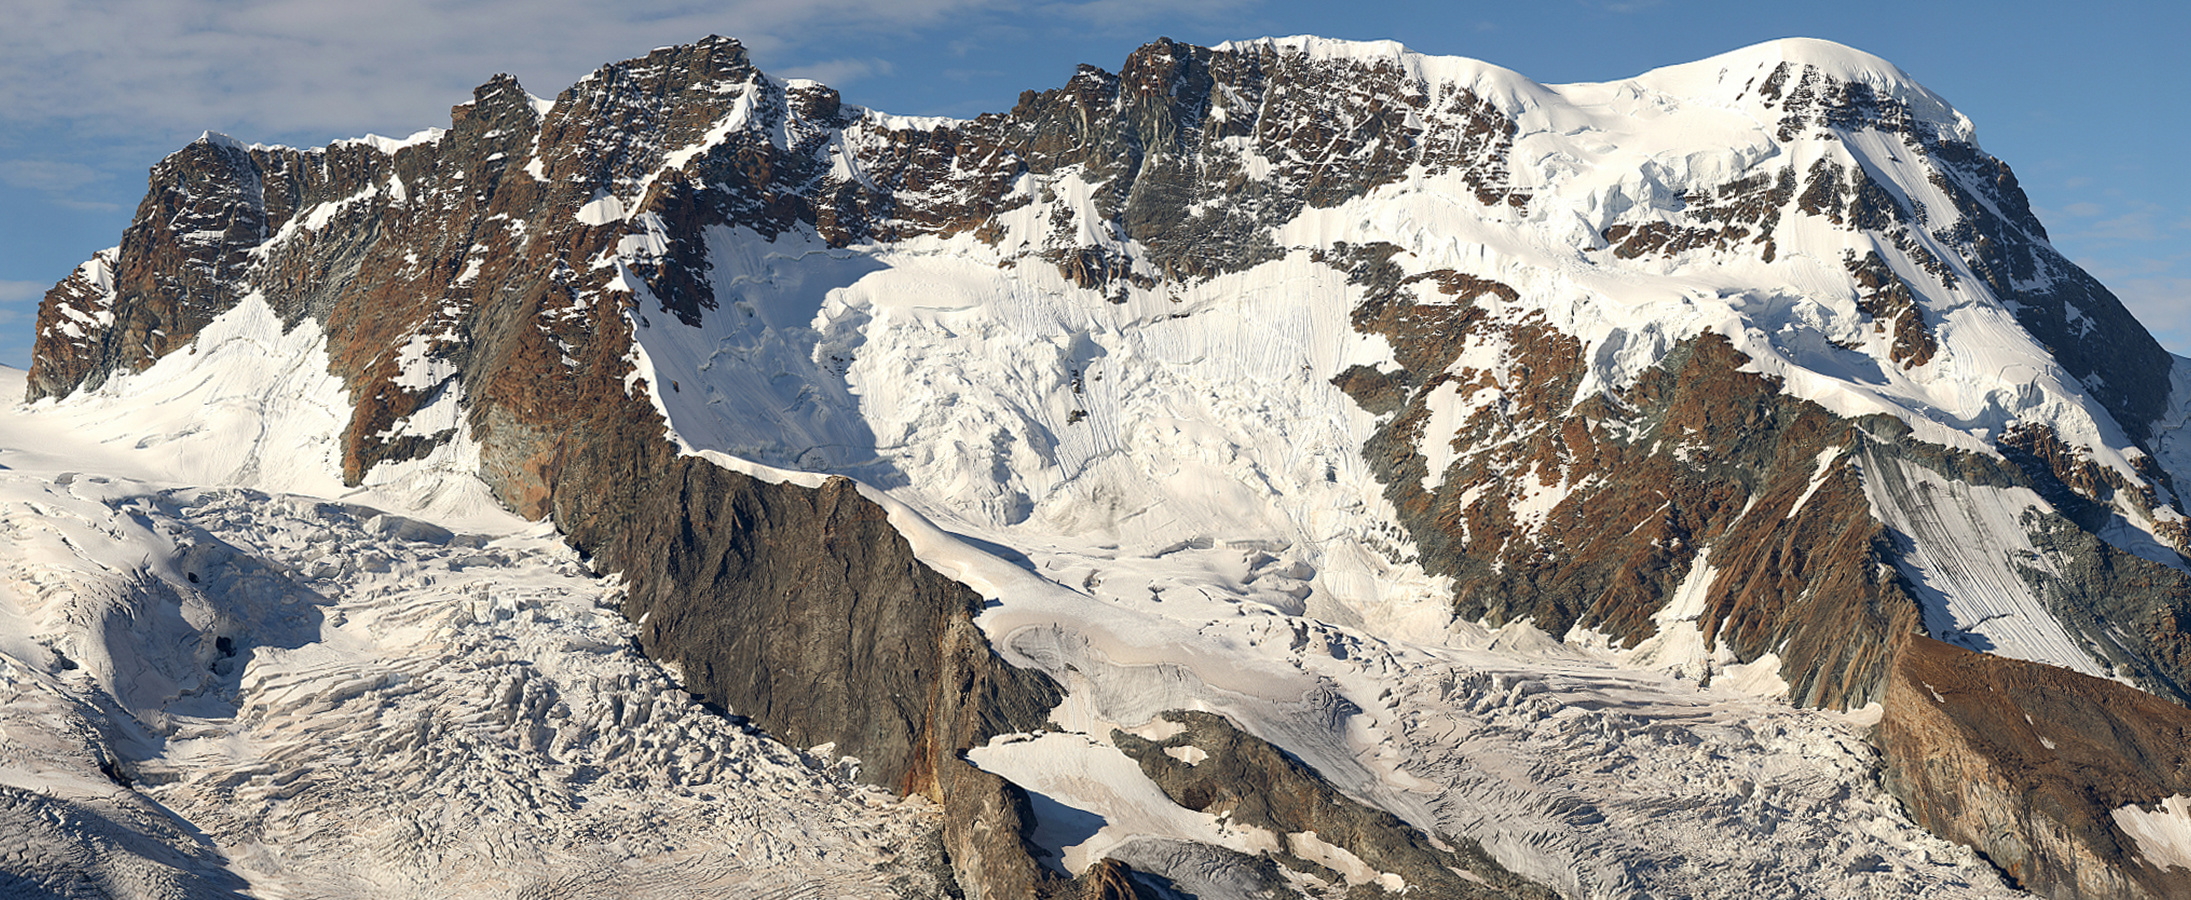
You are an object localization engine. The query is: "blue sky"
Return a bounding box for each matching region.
[2,1,2183,368]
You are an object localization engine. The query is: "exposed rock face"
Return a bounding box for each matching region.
[1327,241,2191,890]
[1759,57,2173,438]
[619,467,1060,796]
[1330,242,1922,707]
[30,136,269,399]
[25,32,2191,900]
[1301,50,2191,898]
[1334,260,2191,714]
[612,462,1069,896]
[1076,858,1162,900]
[1113,710,1559,898]
[1878,637,2191,899]
[1845,249,1939,368]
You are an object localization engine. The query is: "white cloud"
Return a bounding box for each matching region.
[50,198,125,213]
[2081,254,2191,354]
[782,57,897,87]
[0,158,124,212]
[0,284,45,367]
[1038,0,1259,26]
[0,0,1278,155]
[2084,210,2163,244]
[0,280,49,305]
[0,160,106,193]
[2048,199,2182,256]
[0,0,1010,147]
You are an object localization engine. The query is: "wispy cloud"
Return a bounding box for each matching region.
[782,57,897,87]
[0,0,1012,148]
[1039,0,1260,24]
[0,160,106,193]
[52,198,125,212]
[0,158,124,212]
[944,68,1009,83]
[1029,0,1264,36]
[2083,210,2166,244]
[0,281,48,304]
[0,0,1275,160]
[2046,198,2184,255]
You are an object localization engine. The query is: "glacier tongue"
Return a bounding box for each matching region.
[0,369,945,898]
[970,610,2024,899]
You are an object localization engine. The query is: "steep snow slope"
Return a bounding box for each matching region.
[629,226,1433,629]
[602,36,2182,692]
[1862,451,2109,677]
[1286,36,2173,545]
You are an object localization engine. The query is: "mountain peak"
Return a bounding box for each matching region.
[1622,37,1973,140]
[193,130,248,152]
[1726,36,1911,80]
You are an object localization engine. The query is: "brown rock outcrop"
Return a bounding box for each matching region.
[19,38,1101,898]
[1112,710,1559,898]
[1330,232,1922,707]
[613,465,1062,798]
[1878,636,2191,899]
[1329,193,2191,898]
[1077,858,1161,900]
[30,135,269,398]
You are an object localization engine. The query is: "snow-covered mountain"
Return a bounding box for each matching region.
[13,34,2191,899]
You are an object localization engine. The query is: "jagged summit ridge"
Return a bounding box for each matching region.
[1204,35,1972,140]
